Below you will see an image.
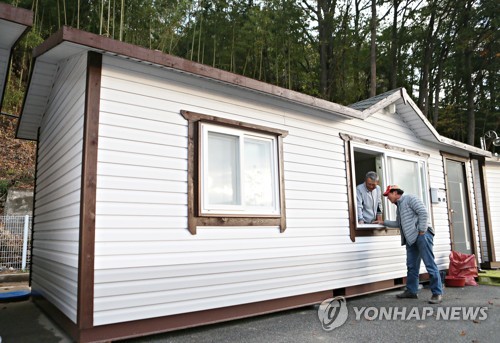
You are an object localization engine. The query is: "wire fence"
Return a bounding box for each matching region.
[0,215,32,271]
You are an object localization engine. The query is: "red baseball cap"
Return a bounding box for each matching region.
[383,185,403,196]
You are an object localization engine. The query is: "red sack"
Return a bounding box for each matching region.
[448,251,478,286]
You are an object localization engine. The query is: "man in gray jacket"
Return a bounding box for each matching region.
[383,185,443,304]
[356,171,383,224]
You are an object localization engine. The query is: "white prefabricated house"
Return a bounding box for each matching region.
[479,156,500,268]
[11,25,500,342]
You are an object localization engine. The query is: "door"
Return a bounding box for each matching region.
[445,159,473,254]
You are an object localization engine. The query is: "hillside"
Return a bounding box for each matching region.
[0,115,36,214]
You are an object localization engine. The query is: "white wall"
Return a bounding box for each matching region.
[472,159,488,263]
[485,160,500,260]
[31,53,86,323]
[93,55,450,325]
[469,161,482,263]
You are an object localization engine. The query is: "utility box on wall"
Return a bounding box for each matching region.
[430,188,447,205]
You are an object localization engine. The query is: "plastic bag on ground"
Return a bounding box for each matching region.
[448,250,478,286]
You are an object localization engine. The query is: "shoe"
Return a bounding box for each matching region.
[396,290,418,299]
[429,294,442,304]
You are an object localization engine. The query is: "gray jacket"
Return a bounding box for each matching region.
[384,194,433,246]
[356,183,382,223]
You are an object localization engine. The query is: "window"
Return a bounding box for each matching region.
[341,133,431,241]
[181,110,288,234]
[200,123,280,215]
[385,155,429,220]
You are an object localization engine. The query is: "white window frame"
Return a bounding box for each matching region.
[351,142,431,228]
[200,122,280,216]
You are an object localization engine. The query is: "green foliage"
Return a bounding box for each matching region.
[0,180,9,198]
[4,0,499,150]
[2,76,24,115]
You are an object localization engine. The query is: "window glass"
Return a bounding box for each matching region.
[387,157,419,197]
[420,161,429,206]
[201,123,279,215]
[386,157,420,219]
[244,137,275,207]
[207,131,240,206]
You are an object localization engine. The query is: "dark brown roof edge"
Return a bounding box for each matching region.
[32,26,66,58]
[0,3,33,27]
[0,3,33,115]
[33,26,362,119]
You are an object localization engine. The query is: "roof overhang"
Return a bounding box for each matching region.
[396,89,491,157]
[0,3,33,113]
[349,87,491,157]
[17,26,364,140]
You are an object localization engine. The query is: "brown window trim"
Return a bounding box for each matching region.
[181,110,288,235]
[340,133,403,242]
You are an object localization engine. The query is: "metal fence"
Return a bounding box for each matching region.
[0,215,32,271]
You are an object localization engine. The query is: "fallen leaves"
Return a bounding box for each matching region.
[0,116,35,199]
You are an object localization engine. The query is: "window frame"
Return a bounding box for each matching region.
[199,122,280,216]
[341,133,431,242]
[181,110,288,235]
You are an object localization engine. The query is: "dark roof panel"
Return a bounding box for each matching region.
[348,88,403,111]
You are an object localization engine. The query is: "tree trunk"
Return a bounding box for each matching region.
[317,0,337,99]
[417,10,435,118]
[107,0,111,36]
[370,0,377,97]
[119,0,125,41]
[457,0,476,145]
[62,0,67,25]
[100,0,104,35]
[197,14,203,63]
[57,0,61,29]
[465,49,475,146]
[432,59,443,127]
[389,0,399,89]
[77,0,80,29]
[112,0,116,38]
[190,19,196,61]
[353,0,365,99]
[318,0,328,98]
[213,34,216,67]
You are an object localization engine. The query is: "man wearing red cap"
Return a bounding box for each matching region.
[383,185,443,304]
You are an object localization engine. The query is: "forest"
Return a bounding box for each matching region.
[1,0,499,151]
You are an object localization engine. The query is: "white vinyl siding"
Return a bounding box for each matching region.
[465,160,482,263]
[31,53,86,323]
[485,161,500,259]
[472,160,488,263]
[93,55,450,326]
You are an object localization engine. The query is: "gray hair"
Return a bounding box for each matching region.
[365,171,379,181]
